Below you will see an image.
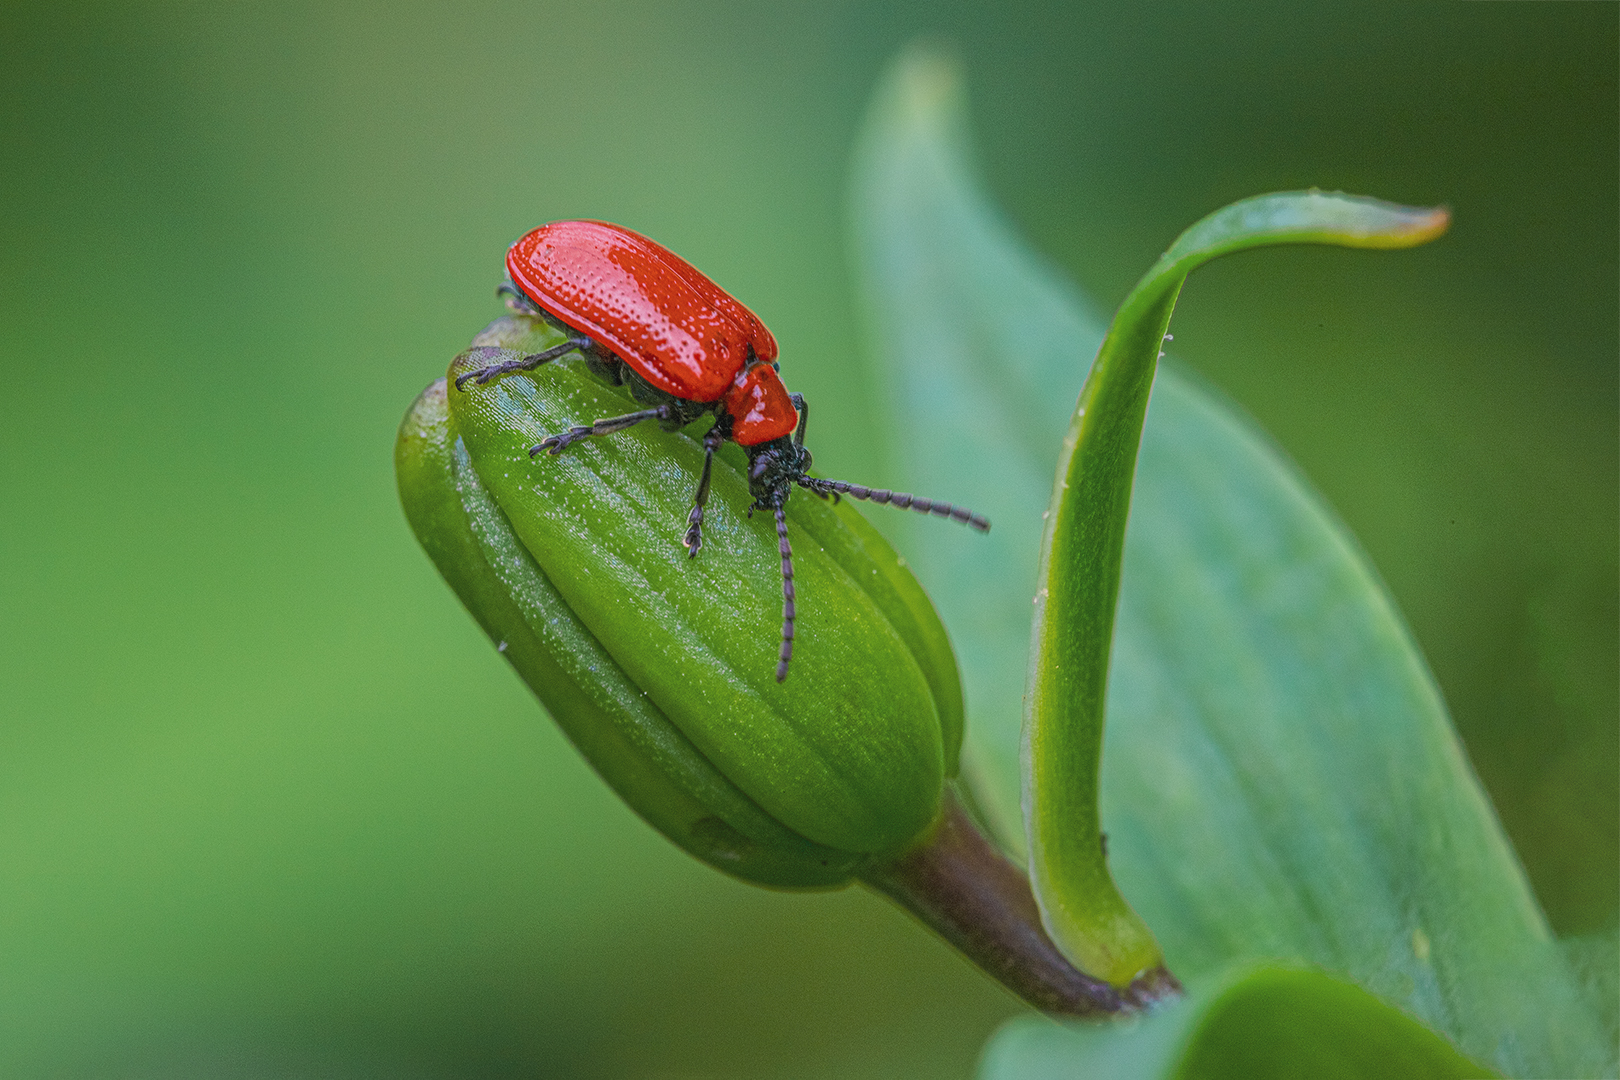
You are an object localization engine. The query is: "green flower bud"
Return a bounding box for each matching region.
[395,313,966,887]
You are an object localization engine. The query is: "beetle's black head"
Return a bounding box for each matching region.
[745,436,812,512]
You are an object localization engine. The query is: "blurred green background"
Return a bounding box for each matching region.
[1,1,1613,1077]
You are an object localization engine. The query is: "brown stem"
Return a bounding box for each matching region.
[858,788,1180,1017]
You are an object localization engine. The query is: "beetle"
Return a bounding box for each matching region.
[455,220,989,681]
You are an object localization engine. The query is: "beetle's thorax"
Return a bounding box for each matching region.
[746,437,811,511]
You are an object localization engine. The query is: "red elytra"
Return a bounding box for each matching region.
[507,220,797,445]
[456,219,989,682]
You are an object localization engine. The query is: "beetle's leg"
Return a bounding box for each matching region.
[531,404,677,457]
[683,425,725,557]
[789,393,808,448]
[774,505,795,682]
[454,336,594,390]
[796,477,991,532]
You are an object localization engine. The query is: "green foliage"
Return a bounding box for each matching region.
[852,49,1614,1078]
[3,6,1610,1077]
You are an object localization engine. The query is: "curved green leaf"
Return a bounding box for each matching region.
[980,963,1495,1080]
[852,46,1611,1077]
[1028,196,1448,988]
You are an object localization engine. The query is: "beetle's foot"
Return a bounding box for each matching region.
[530,427,592,456]
[683,512,704,557]
[455,358,529,391]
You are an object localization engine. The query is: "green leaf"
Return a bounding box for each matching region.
[852,46,1612,1077]
[980,962,1496,1080]
[853,50,1100,858]
[1027,197,1448,987]
[1562,926,1620,1058]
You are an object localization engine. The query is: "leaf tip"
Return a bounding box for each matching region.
[1391,201,1451,246]
[878,39,964,134]
[1317,190,1452,248]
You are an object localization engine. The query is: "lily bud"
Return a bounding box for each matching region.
[395,313,966,887]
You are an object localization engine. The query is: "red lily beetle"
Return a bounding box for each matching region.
[456,220,989,681]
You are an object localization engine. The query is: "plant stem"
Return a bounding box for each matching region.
[858,788,1180,1017]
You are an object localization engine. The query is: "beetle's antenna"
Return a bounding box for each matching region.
[774,506,795,682]
[797,477,990,532]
